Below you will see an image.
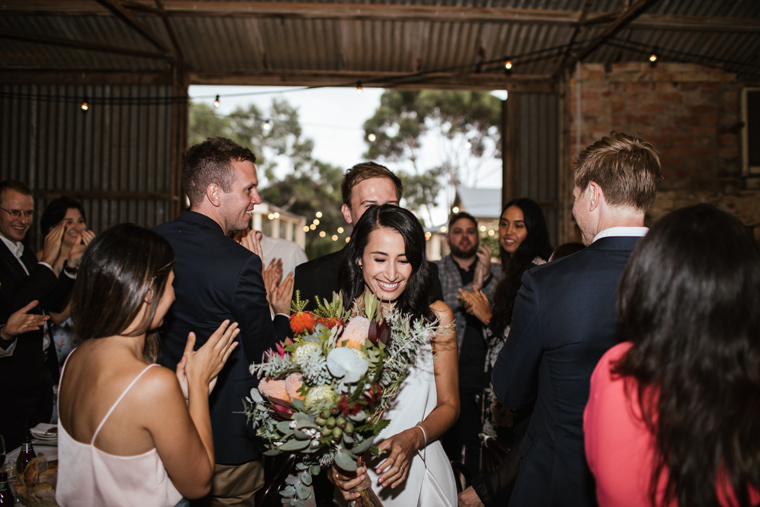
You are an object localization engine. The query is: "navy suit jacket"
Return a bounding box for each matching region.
[155,211,289,465]
[492,236,641,507]
[1,241,73,448]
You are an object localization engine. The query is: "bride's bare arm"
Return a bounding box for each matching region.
[373,301,459,489]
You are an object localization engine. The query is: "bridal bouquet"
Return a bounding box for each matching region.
[246,292,437,507]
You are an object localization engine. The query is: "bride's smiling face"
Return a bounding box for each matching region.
[361,226,412,301]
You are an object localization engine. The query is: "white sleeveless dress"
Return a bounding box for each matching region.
[361,341,458,506]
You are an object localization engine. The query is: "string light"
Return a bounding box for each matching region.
[313,218,320,225]
[263,119,271,131]
[302,226,309,232]
[80,99,89,112]
[368,133,376,142]
[337,227,344,234]
[356,81,363,95]
[319,231,326,238]
[504,59,513,75]
[309,224,316,230]
[452,207,460,213]
[649,47,659,68]
[331,235,338,241]
[345,237,351,243]
[488,230,495,236]
[213,95,220,108]
[315,211,322,218]
[440,226,447,233]
[479,225,486,232]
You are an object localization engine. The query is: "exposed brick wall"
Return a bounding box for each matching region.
[564,62,760,239]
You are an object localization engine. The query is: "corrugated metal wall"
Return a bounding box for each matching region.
[503,91,561,248]
[0,84,177,248]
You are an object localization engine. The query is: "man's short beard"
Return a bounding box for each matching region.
[450,242,478,258]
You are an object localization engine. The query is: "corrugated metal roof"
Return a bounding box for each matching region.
[1,1,758,86]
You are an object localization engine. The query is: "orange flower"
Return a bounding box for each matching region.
[285,373,305,401]
[290,311,316,335]
[338,316,370,349]
[258,378,291,402]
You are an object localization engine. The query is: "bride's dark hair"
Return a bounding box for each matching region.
[338,204,435,323]
[614,204,760,507]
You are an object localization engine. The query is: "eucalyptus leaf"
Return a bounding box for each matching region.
[285,477,299,485]
[334,449,357,471]
[295,482,311,500]
[263,448,282,456]
[295,462,308,471]
[342,434,354,445]
[277,421,295,434]
[282,485,296,496]
[350,437,374,455]
[300,471,313,486]
[292,398,306,411]
[294,429,309,440]
[309,465,321,476]
[291,500,305,507]
[279,438,311,451]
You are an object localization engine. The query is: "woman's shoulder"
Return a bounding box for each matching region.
[429,300,454,327]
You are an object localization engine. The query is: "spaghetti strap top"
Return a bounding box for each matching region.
[56,353,183,507]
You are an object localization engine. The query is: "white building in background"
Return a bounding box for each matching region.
[426,187,502,261]
[250,201,307,250]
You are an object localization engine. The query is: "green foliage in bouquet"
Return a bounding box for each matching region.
[245,291,437,506]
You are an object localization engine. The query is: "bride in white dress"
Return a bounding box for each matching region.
[331,204,459,507]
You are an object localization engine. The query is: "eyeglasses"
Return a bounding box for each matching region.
[0,206,34,219]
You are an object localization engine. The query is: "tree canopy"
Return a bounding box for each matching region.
[362,90,502,225]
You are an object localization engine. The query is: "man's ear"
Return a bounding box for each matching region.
[206,183,222,207]
[341,203,353,224]
[587,182,602,212]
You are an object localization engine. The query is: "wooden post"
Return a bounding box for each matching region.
[170,65,189,219]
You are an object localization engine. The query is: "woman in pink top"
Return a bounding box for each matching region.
[56,223,239,506]
[584,205,760,507]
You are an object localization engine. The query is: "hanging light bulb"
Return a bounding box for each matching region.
[356,81,363,95]
[504,59,513,75]
[368,132,376,142]
[81,99,89,112]
[649,47,659,68]
[214,95,220,108]
[263,119,271,131]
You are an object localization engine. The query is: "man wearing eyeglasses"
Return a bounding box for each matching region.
[0,180,84,450]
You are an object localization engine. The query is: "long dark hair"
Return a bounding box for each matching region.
[490,198,553,333]
[71,223,175,362]
[615,204,760,507]
[40,196,87,235]
[338,204,435,323]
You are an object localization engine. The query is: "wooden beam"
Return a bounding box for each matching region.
[552,0,594,80]
[189,70,557,93]
[567,0,661,68]
[95,0,174,57]
[154,0,187,66]
[3,1,757,32]
[0,69,173,85]
[0,28,169,59]
[34,190,178,201]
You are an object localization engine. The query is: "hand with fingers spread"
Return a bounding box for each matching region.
[1,300,49,341]
[68,229,96,268]
[375,426,425,489]
[176,320,239,399]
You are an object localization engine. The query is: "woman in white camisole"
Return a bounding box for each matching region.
[56,224,239,507]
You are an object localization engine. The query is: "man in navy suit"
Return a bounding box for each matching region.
[155,138,290,506]
[492,132,662,507]
[0,180,82,449]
